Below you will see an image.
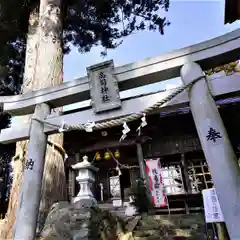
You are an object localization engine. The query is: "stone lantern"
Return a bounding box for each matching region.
[72,155,99,208]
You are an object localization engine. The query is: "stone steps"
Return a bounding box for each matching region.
[133,231,204,239]
[133,230,194,238]
[98,203,126,218]
[134,236,163,240]
[134,229,162,237]
[98,205,205,239]
[134,235,204,240]
[132,214,205,240]
[134,225,204,233]
[134,237,187,240]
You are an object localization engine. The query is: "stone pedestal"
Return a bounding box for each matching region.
[40,201,124,240]
[72,155,99,208]
[40,157,125,240]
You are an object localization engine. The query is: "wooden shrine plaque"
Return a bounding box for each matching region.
[87,60,121,113]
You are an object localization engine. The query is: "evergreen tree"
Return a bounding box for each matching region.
[0,0,170,238]
[0,0,170,86]
[0,71,18,219]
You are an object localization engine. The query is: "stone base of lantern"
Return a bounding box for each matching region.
[40,156,120,239]
[73,198,97,209]
[112,197,122,207]
[40,201,125,240]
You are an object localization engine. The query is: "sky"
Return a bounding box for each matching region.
[64,0,239,81]
[62,0,239,111]
[11,0,240,125]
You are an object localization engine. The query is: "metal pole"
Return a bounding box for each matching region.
[14,103,50,240]
[181,61,240,240]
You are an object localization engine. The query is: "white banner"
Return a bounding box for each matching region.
[145,159,167,208]
[202,188,224,223]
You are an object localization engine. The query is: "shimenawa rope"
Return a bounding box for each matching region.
[32,75,204,132]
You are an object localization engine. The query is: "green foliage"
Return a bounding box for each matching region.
[0,0,170,89]
[63,0,170,54]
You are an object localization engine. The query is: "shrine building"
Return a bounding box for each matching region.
[64,62,240,215]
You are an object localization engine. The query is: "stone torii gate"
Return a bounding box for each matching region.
[0,29,240,240]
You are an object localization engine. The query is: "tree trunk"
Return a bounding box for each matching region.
[0,0,67,237]
[34,0,67,234]
[0,7,40,239]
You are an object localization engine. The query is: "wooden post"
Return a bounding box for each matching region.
[216,222,229,240]
[181,61,240,240]
[75,152,80,162]
[136,143,153,210]
[181,153,192,194]
[14,103,50,240]
[136,143,147,180]
[68,168,75,202]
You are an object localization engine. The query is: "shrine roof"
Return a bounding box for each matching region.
[160,96,240,117]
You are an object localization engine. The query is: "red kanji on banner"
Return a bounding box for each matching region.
[145,159,167,208]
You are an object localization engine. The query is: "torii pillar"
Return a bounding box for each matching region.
[181,61,240,240]
[13,103,50,240]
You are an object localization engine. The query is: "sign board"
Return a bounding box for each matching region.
[109,176,121,198]
[145,159,167,208]
[87,60,121,113]
[202,188,224,223]
[113,199,122,207]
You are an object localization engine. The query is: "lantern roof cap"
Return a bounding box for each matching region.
[72,155,99,172]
